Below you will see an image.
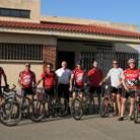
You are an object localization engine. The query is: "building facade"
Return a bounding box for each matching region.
[0,0,140,86]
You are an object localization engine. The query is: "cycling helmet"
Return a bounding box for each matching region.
[128,58,136,64]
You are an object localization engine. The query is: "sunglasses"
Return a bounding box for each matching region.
[113,63,118,64]
[129,62,135,64]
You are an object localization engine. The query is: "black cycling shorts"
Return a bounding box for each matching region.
[45,88,54,98]
[89,86,101,94]
[22,88,35,96]
[110,86,122,95]
[122,89,135,99]
[73,86,84,93]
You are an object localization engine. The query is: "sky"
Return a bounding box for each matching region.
[41,0,140,27]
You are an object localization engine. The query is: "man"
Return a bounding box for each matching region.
[88,61,103,108]
[18,63,36,98]
[55,61,71,101]
[118,58,140,121]
[0,67,8,103]
[100,60,123,116]
[37,63,56,99]
[69,62,85,99]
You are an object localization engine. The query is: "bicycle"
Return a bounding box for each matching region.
[30,87,69,122]
[0,86,36,126]
[133,88,140,123]
[0,85,21,126]
[99,84,114,117]
[70,85,90,121]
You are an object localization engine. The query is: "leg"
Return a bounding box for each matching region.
[112,93,117,115]
[57,84,63,99]
[72,92,76,99]
[89,86,95,104]
[129,97,134,117]
[116,93,122,115]
[96,87,102,109]
[118,97,127,121]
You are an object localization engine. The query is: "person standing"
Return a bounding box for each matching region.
[100,60,123,116]
[37,63,56,99]
[69,62,85,99]
[0,66,8,104]
[88,61,103,108]
[55,61,71,101]
[18,63,36,98]
[118,58,140,121]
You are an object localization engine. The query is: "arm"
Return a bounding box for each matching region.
[32,72,37,86]
[18,72,23,88]
[69,73,74,92]
[36,74,44,86]
[121,71,129,91]
[2,70,8,86]
[99,70,110,86]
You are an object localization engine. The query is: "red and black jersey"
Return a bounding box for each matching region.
[73,69,85,87]
[41,71,55,89]
[88,68,103,87]
[124,68,140,89]
[19,70,35,88]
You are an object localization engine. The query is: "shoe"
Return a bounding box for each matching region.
[128,116,134,121]
[118,116,124,121]
[113,112,118,117]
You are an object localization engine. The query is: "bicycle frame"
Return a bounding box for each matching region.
[134,89,140,111]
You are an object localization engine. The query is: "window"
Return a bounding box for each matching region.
[0,43,43,61]
[80,51,138,72]
[0,8,30,18]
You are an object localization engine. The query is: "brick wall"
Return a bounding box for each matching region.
[43,45,57,69]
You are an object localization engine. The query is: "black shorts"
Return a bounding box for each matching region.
[122,90,135,99]
[45,88,54,98]
[110,86,122,95]
[22,88,35,96]
[73,86,84,93]
[89,86,101,95]
[57,84,69,99]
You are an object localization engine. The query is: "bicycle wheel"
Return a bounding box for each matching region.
[21,97,31,119]
[71,98,83,120]
[134,102,139,123]
[100,98,110,118]
[29,99,45,122]
[56,98,69,117]
[0,101,21,126]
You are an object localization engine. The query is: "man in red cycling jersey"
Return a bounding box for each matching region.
[88,61,103,108]
[69,62,85,99]
[18,63,36,97]
[118,58,140,121]
[37,63,56,98]
[0,66,8,103]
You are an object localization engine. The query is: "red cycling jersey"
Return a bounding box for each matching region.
[73,69,85,87]
[20,70,35,88]
[41,71,55,89]
[124,68,140,89]
[88,68,103,87]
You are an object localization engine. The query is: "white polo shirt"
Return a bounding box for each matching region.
[107,67,123,88]
[55,68,71,84]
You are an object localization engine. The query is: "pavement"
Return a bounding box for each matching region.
[0,114,140,140]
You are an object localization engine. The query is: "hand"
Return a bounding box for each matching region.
[99,82,103,86]
[84,83,87,87]
[69,86,72,92]
[124,86,129,92]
